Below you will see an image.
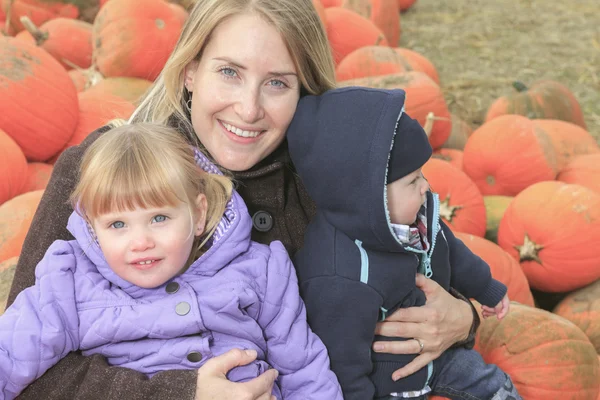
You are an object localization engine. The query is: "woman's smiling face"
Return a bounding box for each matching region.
[184,12,300,171]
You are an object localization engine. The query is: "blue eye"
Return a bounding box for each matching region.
[110,221,125,229]
[269,79,286,88]
[152,215,168,223]
[220,67,237,78]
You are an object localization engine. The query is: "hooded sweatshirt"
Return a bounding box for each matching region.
[287,87,506,399]
[0,151,342,400]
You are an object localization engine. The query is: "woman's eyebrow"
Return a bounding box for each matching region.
[212,56,297,77]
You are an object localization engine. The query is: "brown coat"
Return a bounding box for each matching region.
[8,126,477,399]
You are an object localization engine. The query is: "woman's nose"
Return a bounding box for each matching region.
[234,87,264,123]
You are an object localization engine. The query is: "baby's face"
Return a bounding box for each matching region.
[387,168,429,225]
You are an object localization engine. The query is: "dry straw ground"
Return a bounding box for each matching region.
[399,0,600,141]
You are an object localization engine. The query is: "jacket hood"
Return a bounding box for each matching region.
[67,150,252,297]
[287,87,411,252]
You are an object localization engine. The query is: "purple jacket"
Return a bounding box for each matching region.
[0,152,342,400]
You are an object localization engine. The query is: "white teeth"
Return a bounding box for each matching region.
[223,122,261,138]
[137,260,154,265]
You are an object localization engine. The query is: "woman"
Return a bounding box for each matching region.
[8,0,478,399]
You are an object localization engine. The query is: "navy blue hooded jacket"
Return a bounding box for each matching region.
[287,87,506,399]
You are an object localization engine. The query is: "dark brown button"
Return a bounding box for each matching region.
[187,352,202,362]
[175,302,191,316]
[165,282,179,294]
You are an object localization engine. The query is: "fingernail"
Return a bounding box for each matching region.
[392,374,402,381]
[244,349,257,357]
[373,343,384,351]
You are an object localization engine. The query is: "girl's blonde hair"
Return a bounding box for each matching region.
[70,123,233,262]
[129,0,336,148]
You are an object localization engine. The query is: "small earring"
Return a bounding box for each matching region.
[186,99,192,112]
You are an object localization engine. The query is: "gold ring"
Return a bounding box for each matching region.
[414,338,424,354]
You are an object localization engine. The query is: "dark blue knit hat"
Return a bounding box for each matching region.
[387,113,433,183]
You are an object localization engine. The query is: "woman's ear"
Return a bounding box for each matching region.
[184,61,199,92]
[194,193,208,236]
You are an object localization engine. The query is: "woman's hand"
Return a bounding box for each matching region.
[195,349,279,400]
[372,274,473,381]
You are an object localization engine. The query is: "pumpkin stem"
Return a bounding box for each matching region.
[514,233,544,264]
[4,0,14,35]
[438,195,462,222]
[512,81,528,92]
[423,112,451,138]
[64,59,105,90]
[20,16,49,46]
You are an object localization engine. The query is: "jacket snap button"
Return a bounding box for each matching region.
[187,352,202,363]
[165,282,179,294]
[252,210,273,232]
[175,302,191,316]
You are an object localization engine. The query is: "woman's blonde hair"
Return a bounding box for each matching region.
[70,122,233,262]
[129,0,336,147]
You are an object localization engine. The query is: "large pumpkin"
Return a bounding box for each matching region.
[93,0,185,81]
[0,190,44,263]
[15,17,93,70]
[474,303,600,400]
[67,91,136,149]
[497,181,600,293]
[557,154,600,195]
[324,7,388,65]
[338,72,451,149]
[431,148,462,171]
[423,158,486,237]
[335,45,411,82]
[532,119,600,170]
[0,129,27,206]
[454,233,534,307]
[554,279,600,354]
[485,80,587,129]
[0,36,78,161]
[394,47,439,84]
[462,115,558,196]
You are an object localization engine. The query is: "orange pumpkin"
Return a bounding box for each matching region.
[474,303,600,400]
[557,154,600,195]
[394,47,439,84]
[336,0,400,46]
[0,190,44,263]
[423,158,486,237]
[0,36,78,161]
[22,162,53,193]
[455,233,534,307]
[441,113,472,150]
[15,17,93,70]
[532,119,599,171]
[553,279,600,353]
[85,76,153,105]
[485,80,587,129]
[497,181,600,293]
[0,129,27,206]
[336,45,411,81]
[67,91,136,148]
[324,7,388,65]
[432,148,463,171]
[93,0,185,81]
[462,115,558,196]
[0,256,18,315]
[338,72,451,149]
[2,0,78,32]
[67,66,104,93]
